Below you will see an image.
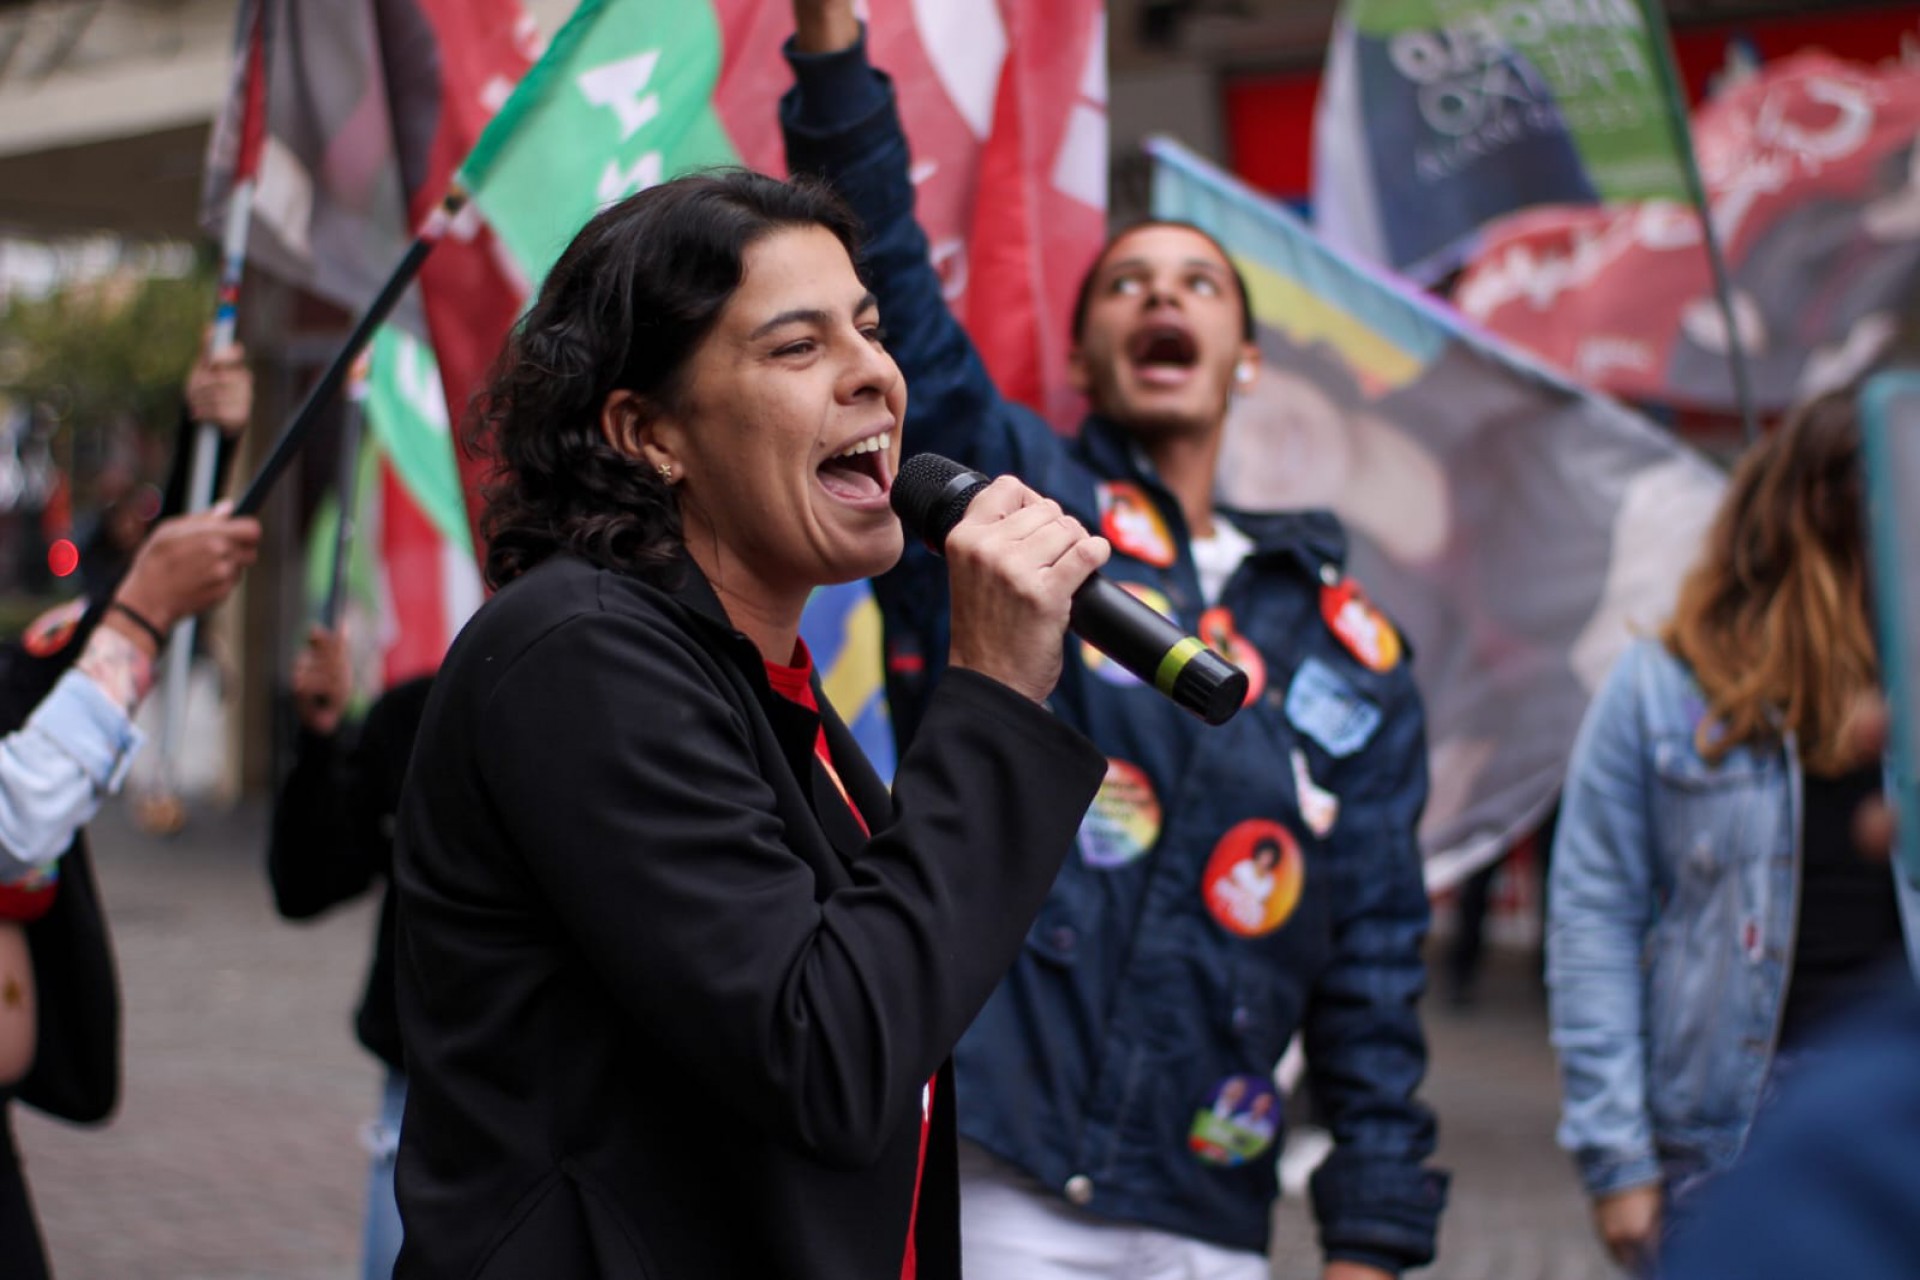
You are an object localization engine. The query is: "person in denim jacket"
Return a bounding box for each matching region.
[1548,392,1917,1274]
[782,4,1447,1276]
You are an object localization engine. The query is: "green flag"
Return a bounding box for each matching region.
[460,0,742,283]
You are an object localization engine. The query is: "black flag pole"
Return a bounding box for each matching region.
[234,185,467,517]
[1640,0,1760,445]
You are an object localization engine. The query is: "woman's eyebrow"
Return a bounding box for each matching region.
[749,308,831,340]
[749,291,880,340]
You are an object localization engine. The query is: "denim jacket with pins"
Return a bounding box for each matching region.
[781,33,1446,1271]
[1547,638,1920,1200]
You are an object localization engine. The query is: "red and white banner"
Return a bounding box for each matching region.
[1457,51,1920,413]
[714,1,1107,428]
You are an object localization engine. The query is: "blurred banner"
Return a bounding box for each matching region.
[202,0,1107,761]
[458,0,1107,430]
[1152,137,1724,888]
[1456,51,1920,413]
[1313,0,1688,282]
[201,0,534,684]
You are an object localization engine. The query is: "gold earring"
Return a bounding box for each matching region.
[658,462,675,483]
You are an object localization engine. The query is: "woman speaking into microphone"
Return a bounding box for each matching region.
[390,170,1110,1280]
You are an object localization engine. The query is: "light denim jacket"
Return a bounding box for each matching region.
[0,667,141,879]
[1547,638,1920,1199]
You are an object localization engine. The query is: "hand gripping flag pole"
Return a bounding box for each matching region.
[144,0,270,833]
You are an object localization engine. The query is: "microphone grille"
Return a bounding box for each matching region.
[891,453,989,553]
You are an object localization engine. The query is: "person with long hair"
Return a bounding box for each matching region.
[390,170,1112,1279]
[1547,390,1915,1274]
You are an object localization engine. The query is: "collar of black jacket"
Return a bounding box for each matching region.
[1076,413,1352,584]
[643,547,783,670]
[642,548,884,857]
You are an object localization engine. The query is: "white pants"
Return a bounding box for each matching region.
[958,1141,1271,1280]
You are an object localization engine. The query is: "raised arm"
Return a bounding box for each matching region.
[781,1,1057,479]
[0,508,258,880]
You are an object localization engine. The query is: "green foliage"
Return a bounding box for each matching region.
[0,261,215,440]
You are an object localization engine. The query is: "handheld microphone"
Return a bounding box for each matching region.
[891,454,1250,726]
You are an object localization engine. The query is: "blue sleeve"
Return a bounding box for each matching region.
[781,30,1077,747]
[0,669,141,878]
[1545,642,1663,1197]
[779,29,1063,483]
[1303,668,1448,1272]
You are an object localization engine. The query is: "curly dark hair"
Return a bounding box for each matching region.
[473,169,865,588]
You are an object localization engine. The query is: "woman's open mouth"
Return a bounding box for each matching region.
[817,430,894,505]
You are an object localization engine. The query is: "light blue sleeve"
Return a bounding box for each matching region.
[1546,641,1663,1197]
[0,668,143,880]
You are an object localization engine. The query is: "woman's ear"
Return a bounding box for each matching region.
[601,389,680,480]
[599,389,648,458]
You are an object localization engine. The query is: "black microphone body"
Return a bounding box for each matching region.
[891,453,1250,726]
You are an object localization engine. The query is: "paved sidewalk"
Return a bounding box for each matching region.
[1269,955,1619,1280]
[16,798,1621,1279]
[17,799,373,1280]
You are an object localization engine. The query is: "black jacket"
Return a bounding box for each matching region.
[268,677,433,1074]
[392,553,1105,1279]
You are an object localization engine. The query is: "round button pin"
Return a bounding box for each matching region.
[1077,758,1163,869]
[1188,1074,1281,1166]
[1064,1174,1094,1206]
[1200,820,1305,939]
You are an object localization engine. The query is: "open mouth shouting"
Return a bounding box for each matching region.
[1126,323,1200,389]
[817,429,895,508]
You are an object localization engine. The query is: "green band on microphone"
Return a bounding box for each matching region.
[1155,636,1207,696]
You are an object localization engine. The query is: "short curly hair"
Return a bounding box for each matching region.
[472,170,865,589]
[1069,219,1255,344]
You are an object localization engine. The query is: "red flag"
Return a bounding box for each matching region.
[202,0,534,681]
[233,5,270,186]
[379,459,482,686]
[398,2,538,562]
[1457,51,1920,413]
[714,1,1107,429]
[960,4,1106,426]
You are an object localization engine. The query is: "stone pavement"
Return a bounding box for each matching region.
[16,798,1622,1280]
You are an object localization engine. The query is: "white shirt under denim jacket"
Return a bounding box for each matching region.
[1546,637,1920,1203]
